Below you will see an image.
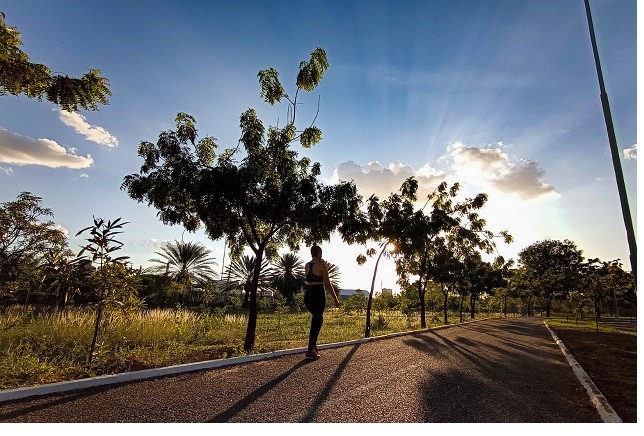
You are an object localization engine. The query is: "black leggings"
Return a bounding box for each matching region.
[304,285,326,351]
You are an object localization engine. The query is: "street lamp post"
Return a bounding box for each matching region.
[583,0,637,284]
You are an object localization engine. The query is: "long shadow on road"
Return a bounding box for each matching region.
[300,343,361,422]
[208,359,313,422]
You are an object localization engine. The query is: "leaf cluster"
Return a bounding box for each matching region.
[0,14,111,111]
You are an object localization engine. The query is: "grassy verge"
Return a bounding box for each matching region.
[0,305,467,390]
[545,317,634,335]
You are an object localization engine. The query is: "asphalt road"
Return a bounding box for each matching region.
[0,317,602,423]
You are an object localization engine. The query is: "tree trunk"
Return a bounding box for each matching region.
[459,294,465,323]
[88,302,104,367]
[470,294,476,320]
[503,295,508,317]
[242,282,250,308]
[417,251,428,329]
[612,289,619,320]
[546,298,552,317]
[527,295,533,317]
[442,286,448,325]
[365,243,388,338]
[243,248,264,352]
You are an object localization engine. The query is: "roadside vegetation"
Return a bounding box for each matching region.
[0,303,467,390]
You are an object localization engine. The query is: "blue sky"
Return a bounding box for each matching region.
[0,0,637,293]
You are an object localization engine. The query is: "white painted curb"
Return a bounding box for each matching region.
[544,321,623,423]
[0,317,487,404]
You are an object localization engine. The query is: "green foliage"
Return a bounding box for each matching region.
[269,253,305,306]
[0,192,68,301]
[146,240,218,288]
[296,48,329,91]
[76,217,141,366]
[0,14,111,110]
[300,126,322,148]
[344,292,367,314]
[518,239,584,315]
[258,68,285,105]
[221,255,274,307]
[359,176,512,330]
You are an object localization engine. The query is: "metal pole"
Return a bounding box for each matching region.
[583,0,637,284]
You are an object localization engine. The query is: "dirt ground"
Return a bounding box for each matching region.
[550,327,637,423]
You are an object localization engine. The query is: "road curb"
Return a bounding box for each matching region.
[0,317,489,404]
[544,321,623,423]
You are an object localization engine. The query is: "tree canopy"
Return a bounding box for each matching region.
[0,12,111,111]
[518,239,583,316]
[0,192,67,297]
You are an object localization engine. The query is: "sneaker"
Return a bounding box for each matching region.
[304,350,320,360]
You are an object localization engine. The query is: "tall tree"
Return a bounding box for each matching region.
[0,13,111,111]
[123,48,366,351]
[361,177,511,334]
[0,192,67,300]
[518,239,583,317]
[579,258,635,330]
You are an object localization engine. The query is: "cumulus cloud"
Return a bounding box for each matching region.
[49,223,69,238]
[448,142,556,200]
[623,144,637,160]
[333,159,447,199]
[332,141,556,203]
[0,128,93,169]
[58,110,119,147]
[147,239,171,249]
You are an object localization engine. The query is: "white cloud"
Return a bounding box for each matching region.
[0,128,93,169]
[623,143,637,160]
[332,141,556,203]
[332,160,447,199]
[147,239,171,249]
[49,224,69,238]
[80,173,89,178]
[58,110,119,147]
[448,142,556,200]
[0,165,13,175]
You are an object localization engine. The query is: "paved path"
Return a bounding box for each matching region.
[0,317,602,423]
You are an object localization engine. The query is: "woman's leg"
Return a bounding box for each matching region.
[304,287,326,351]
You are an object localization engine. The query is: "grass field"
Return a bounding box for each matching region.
[0,305,465,390]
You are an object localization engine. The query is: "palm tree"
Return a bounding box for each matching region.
[221,255,273,307]
[325,261,342,293]
[146,241,218,300]
[270,253,305,305]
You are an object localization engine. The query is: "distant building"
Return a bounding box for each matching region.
[381,288,393,297]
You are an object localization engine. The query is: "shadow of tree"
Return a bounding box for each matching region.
[208,359,312,422]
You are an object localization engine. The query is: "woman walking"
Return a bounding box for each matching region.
[303,244,340,360]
